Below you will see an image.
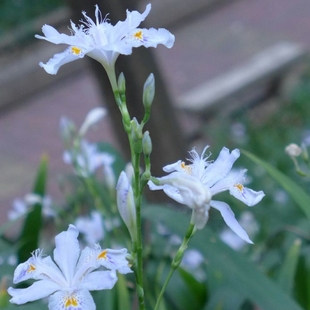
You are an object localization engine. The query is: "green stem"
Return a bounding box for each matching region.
[133,152,145,309]
[105,64,146,310]
[154,223,196,310]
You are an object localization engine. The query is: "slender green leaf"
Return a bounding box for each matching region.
[143,206,303,310]
[277,239,301,294]
[17,155,48,263]
[242,149,310,219]
[163,266,205,310]
[178,267,208,307]
[295,253,310,310]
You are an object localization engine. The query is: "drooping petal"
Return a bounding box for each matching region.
[203,147,240,187]
[81,270,118,291]
[8,280,60,305]
[210,200,253,244]
[48,289,96,310]
[39,46,86,75]
[53,225,80,284]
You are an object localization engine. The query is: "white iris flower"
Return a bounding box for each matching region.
[8,225,131,309]
[63,140,114,178]
[148,146,265,243]
[35,4,175,74]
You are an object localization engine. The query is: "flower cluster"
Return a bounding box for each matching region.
[3,3,269,310]
[149,146,265,243]
[8,225,131,309]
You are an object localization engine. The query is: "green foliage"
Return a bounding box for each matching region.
[242,149,310,220]
[0,0,63,35]
[143,206,303,310]
[17,155,48,263]
[0,156,49,309]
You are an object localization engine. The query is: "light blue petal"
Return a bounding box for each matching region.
[8,280,59,305]
[81,270,118,291]
[126,27,175,49]
[39,47,86,75]
[210,200,253,244]
[230,186,265,206]
[35,25,81,45]
[203,147,240,187]
[53,225,80,284]
[48,289,95,310]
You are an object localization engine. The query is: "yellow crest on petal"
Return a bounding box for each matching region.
[64,295,78,308]
[71,46,82,55]
[97,249,108,260]
[181,162,192,174]
[234,183,244,192]
[27,263,36,273]
[133,30,143,41]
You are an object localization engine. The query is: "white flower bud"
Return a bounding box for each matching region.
[285,143,302,157]
[79,107,106,136]
[116,172,137,242]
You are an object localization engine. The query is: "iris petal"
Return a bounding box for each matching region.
[39,47,85,75]
[48,289,96,310]
[53,225,80,284]
[211,200,253,244]
[8,280,60,305]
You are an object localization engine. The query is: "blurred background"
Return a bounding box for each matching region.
[1,0,310,224]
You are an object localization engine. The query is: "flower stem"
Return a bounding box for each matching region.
[106,65,146,310]
[154,222,196,310]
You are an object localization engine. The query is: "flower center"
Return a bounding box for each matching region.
[71,46,82,55]
[64,295,78,308]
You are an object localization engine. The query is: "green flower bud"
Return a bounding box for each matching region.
[118,72,126,93]
[142,73,155,112]
[142,131,152,156]
[131,118,143,153]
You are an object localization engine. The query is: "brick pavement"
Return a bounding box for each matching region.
[1,0,310,223]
